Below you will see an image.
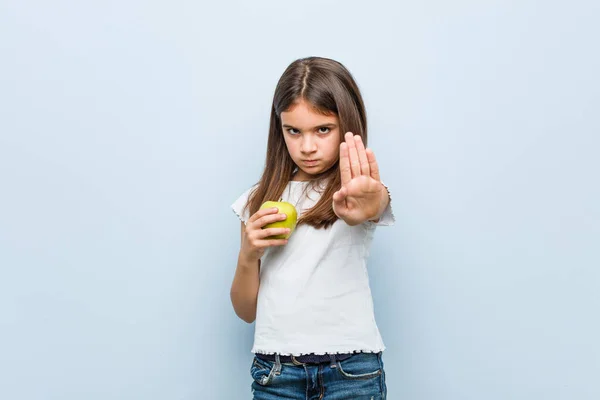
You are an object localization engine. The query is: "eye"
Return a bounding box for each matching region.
[318,127,330,134]
[286,128,300,135]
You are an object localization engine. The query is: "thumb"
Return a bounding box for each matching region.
[333,186,347,204]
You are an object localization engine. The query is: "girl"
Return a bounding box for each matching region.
[231,56,395,400]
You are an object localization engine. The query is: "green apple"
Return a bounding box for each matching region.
[259,201,298,239]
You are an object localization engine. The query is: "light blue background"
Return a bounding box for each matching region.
[1,1,598,399]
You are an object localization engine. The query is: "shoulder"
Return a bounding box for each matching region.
[231,183,260,223]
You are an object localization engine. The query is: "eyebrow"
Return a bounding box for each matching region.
[282,123,337,130]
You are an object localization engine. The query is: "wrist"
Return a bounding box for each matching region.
[371,183,391,222]
[238,251,260,268]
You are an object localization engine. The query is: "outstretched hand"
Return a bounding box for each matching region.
[333,132,388,226]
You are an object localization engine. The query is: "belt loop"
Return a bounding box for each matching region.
[274,354,282,375]
[291,355,303,365]
[329,353,337,369]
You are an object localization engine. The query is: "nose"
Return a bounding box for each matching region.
[300,134,317,154]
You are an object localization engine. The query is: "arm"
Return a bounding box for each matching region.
[230,207,290,323]
[230,222,261,323]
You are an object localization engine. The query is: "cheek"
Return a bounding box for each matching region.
[283,137,298,156]
[326,135,341,157]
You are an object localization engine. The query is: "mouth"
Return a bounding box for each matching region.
[302,159,319,166]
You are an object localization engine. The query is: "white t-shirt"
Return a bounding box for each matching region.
[231,179,395,356]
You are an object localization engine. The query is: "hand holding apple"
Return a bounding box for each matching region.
[259,201,298,239]
[239,202,298,264]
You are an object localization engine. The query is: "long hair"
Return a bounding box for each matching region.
[245,56,368,229]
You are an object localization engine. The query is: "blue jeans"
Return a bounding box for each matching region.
[250,352,387,399]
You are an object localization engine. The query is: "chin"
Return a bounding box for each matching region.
[300,167,335,180]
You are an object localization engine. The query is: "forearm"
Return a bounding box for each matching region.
[230,253,260,323]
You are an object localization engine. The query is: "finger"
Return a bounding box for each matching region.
[366,148,380,181]
[263,239,289,247]
[333,186,347,203]
[248,206,279,224]
[354,135,370,176]
[345,132,360,178]
[254,212,288,229]
[332,195,344,218]
[259,227,291,239]
[339,142,351,185]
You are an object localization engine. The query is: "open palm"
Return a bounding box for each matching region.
[333,132,386,226]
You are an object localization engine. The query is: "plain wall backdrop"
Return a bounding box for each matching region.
[1,1,598,399]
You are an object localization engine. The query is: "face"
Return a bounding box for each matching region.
[280,99,341,181]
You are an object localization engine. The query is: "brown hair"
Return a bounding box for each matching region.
[245,56,368,229]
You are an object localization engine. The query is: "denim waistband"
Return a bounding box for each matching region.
[256,352,353,365]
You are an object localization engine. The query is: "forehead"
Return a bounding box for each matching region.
[280,100,338,127]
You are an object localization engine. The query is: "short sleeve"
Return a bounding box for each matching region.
[231,185,257,224]
[373,182,396,226]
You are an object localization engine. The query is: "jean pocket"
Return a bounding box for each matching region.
[336,353,382,380]
[251,356,275,386]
